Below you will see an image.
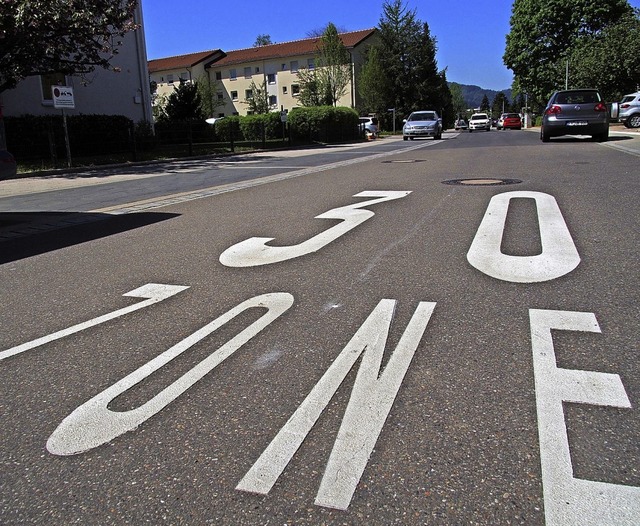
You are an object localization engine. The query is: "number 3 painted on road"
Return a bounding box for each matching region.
[219,191,411,267]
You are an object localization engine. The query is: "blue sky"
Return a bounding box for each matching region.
[141,0,640,91]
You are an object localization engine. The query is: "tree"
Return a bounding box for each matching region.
[296,23,351,107]
[253,34,272,47]
[449,83,467,118]
[163,79,203,121]
[196,74,224,118]
[480,94,490,112]
[491,92,509,118]
[357,46,389,116]
[0,0,139,94]
[503,0,633,105]
[243,80,270,114]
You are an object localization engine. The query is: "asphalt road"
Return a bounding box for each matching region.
[0,128,638,525]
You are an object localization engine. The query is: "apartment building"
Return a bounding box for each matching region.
[149,29,378,118]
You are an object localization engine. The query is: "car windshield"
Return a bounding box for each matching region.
[410,112,436,121]
[471,115,486,120]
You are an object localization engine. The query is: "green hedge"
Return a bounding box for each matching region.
[287,106,360,142]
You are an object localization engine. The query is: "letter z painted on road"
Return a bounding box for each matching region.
[219,191,411,267]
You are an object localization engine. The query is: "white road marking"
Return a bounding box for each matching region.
[467,191,580,282]
[529,309,640,526]
[0,284,189,362]
[46,292,293,456]
[236,299,435,510]
[219,191,411,267]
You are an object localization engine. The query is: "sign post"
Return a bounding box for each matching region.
[52,86,75,168]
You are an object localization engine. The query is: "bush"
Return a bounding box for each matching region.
[288,106,359,142]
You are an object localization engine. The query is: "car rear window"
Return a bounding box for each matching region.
[555,91,600,104]
[505,113,520,118]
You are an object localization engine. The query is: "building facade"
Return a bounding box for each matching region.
[149,29,378,119]
[0,3,153,124]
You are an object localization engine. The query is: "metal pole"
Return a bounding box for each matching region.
[565,60,569,90]
[62,109,72,168]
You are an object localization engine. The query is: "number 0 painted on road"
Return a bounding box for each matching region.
[467,191,580,282]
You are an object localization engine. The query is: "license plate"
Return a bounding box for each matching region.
[567,121,588,126]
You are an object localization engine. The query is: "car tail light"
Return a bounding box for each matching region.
[621,103,630,108]
[594,102,607,112]
[545,105,562,115]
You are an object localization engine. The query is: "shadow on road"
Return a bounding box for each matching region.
[0,211,180,264]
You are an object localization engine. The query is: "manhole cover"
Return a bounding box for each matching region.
[381,159,426,163]
[442,178,522,186]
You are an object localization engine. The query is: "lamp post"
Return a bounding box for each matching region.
[388,108,396,134]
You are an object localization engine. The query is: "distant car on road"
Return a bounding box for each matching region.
[617,91,640,128]
[496,113,522,130]
[454,118,468,130]
[468,113,491,132]
[540,88,609,142]
[359,116,379,138]
[402,110,443,140]
[0,150,17,180]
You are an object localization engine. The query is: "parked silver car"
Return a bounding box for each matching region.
[618,91,640,128]
[540,89,609,142]
[359,116,379,138]
[402,111,442,140]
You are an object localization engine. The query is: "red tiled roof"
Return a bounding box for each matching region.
[148,50,223,73]
[211,28,377,67]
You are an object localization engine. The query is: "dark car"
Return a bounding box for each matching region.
[0,150,17,180]
[540,89,609,142]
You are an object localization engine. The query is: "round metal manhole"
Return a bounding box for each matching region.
[442,178,522,186]
[381,159,426,163]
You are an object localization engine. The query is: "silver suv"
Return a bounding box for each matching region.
[618,92,640,128]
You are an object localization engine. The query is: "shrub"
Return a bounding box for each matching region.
[288,106,359,142]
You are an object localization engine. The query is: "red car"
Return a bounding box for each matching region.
[497,113,522,130]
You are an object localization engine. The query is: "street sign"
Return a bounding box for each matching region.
[52,85,75,109]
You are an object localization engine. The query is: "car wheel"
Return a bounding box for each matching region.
[469,129,473,133]
[540,128,550,142]
[628,114,640,128]
[593,131,609,142]
[403,136,408,141]
[409,137,414,140]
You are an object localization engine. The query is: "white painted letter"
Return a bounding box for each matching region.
[0,283,189,362]
[219,191,411,267]
[236,300,436,510]
[47,293,294,456]
[467,191,580,282]
[529,309,640,526]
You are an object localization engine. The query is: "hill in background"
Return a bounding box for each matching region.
[451,83,512,109]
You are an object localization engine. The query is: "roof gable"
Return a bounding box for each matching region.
[148,49,224,73]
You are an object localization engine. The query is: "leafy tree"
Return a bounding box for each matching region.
[243,80,270,114]
[491,92,509,118]
[253,34,272,47]
[163,79,203,121]
[357,46,389,116]
[297,23,351,107]
[449,82,467,118]
[0,0,139,94]
[376,0,449,119]
[504,0,633,105]
[566,8,640,101]
[480,94,490,112]
[196,74,223,118]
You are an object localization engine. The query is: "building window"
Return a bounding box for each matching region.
[218,113,225,118]
[282,63,286,70]
[282,86,288,95]
[291,84,300,96]
[290,60,298,72]
[307,58,315,69]
[180,72,189,81]
[231,90,238,101]
[215,71,222,80]
[255,67,260,73]
[245,89,253,99]
[230,69,237,80]
[216,92,224,102]
[244,67,252,78]
[167,74,174,84]
[267,73,276,84]
[269,95,277,106]
[40,72,66,102]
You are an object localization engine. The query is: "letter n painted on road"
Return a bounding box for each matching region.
[236,299,436,510]
[467,191,580,282]
[529,309,640,526]
[47,293,294,456]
